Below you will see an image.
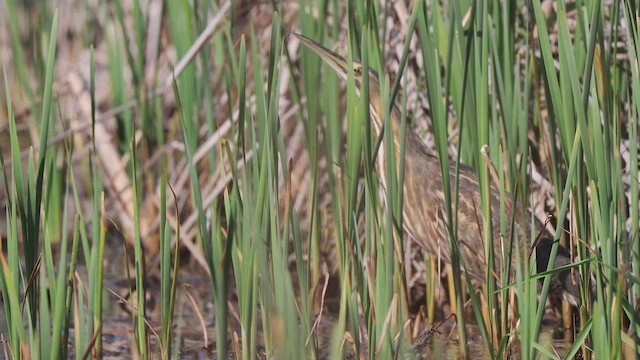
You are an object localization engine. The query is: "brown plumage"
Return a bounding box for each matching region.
[295,33,580,306]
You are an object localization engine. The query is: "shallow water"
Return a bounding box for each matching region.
[0,291,569,360]
[0,240,573,359]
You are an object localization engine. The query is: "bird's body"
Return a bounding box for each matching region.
[382,113,523,284]
[295,34,580,306]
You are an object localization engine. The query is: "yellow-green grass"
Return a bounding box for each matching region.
[0,0,637,359]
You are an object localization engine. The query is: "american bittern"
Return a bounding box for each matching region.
[295,34,580,306]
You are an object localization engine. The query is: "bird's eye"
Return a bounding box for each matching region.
[354,67,362,76]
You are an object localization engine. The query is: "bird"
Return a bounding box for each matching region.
[294,33,581,307]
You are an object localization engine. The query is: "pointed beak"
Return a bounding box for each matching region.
[293,33,351,82]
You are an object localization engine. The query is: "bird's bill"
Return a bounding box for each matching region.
[293,33,352,81]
